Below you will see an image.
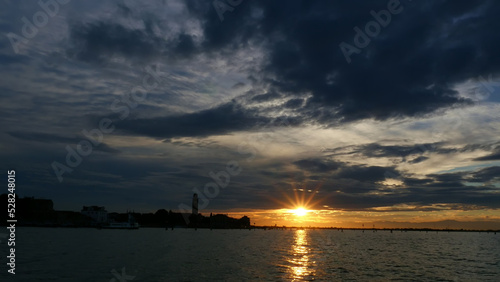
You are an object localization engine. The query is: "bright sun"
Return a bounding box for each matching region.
[293,207,307,217]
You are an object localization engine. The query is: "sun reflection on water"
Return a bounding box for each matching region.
[286,229,315,281]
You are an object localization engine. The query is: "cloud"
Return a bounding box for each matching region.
[0,53,29,65]
[408,156,428,164]
[293,157,399,183]
[352,143,439,158]
[287,155,500,210]
[185,0,500,123]
[68,21,162,64]
[65,1,500,137]
[115,102,271,138]
[250,91,282,102]
[284,98,304,109]
[231,82,245,89]
[469,166,500,182]
[474,150,500,161]
[337,165,398,182]
[67,20,199,65]
[293,158,341,173]
[7,131,120,154]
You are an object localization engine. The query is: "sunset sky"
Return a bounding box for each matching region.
[1,0,500,229]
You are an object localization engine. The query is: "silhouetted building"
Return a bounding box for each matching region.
[192,193,198,215]
[81,206,108,223]
[239,216,251,228]
[11,196,54,225]
[20,196,54,211]
[209,214,251,229]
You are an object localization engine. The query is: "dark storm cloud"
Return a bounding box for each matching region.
[68,21,162,64]
[171,33,197,58]
[311,171,500,210]
[65,0,500,138]
[325,142,500,164]
[0,53,29,65]
[8,131,120,153]
[345,191,500,210]
[185,0,500,122]
[402,184,500,206]
[428,172,465,183]
[337,165,399,182]
[67,20,197,65]
[424,166,500,184]
[185,0,260,52]
[115,102,270,138]
[284,98,304,109]
[321,176,500,211]
[474,150,500,161]
[404,166,500,195]
[354,143,439,158]
[469,166,500,182]
[293,158,399,182]
[231,82,245,89]
[293,158,341,173]
[58,0,500,139]
[403,177,433,186]
[408,156,428,164]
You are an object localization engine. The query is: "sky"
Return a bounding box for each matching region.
[1,0,500,228]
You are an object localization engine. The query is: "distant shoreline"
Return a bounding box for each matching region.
[3,224,498,233]
[255,227,500,233]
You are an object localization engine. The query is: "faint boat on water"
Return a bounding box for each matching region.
[100,222,139,229]
[99,213,139,230]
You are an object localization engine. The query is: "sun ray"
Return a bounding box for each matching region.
[267,175,327,220]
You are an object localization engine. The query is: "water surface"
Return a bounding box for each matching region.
[1,227,498,281]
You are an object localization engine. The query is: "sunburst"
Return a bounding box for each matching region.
[269,175,325,214]
[293,207,307,216]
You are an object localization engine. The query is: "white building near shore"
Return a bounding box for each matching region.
[81,206,108,223]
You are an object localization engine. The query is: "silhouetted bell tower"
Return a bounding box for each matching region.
[192,193,198,215]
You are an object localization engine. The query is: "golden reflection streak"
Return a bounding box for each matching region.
[287,229,315,280]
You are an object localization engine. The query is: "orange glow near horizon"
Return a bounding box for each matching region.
[220,207,500,230]
[209,179,500,230]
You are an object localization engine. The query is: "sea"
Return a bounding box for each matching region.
[1,227,499,281]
